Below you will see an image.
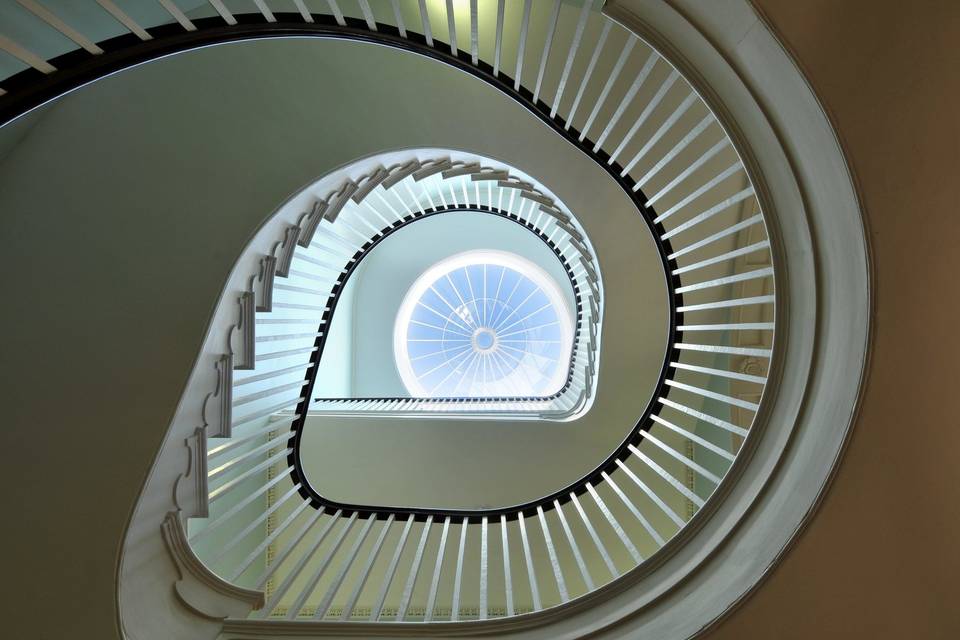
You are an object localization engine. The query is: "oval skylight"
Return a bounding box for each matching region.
[393,250,574,398]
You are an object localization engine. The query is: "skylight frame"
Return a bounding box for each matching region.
[393,249,576,399]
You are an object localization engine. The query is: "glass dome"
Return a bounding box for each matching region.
[393,250,574,398]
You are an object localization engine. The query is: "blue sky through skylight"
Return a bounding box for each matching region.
[394,250,573,398]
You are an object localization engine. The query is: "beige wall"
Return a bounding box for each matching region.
[0,2,956,638]
[704,1,960,638]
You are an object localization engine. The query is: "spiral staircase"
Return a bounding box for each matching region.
[0,2,873,639]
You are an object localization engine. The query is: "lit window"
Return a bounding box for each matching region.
[394,250,574,398]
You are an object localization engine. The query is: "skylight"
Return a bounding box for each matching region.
[393,250,574,398]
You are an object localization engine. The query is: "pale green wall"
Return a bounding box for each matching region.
[0,36,626,638]
[0,32,666,638]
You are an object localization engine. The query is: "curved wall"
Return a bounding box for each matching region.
[0,36,660,639]
[701,1,959,637]
[3,1,947,638]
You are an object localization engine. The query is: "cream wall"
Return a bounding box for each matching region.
[0,35,664,638]
[702,1,960,637]
[0,2,955,638]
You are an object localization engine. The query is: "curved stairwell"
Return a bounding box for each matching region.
[187,153,619,620]
[0,0,781,632]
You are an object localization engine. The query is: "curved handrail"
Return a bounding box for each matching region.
[1,1,778,623]
[286,202,608,517]
[24,16,690,523]
[296,203,589,404]
[0,16,676,523]
[260,24,679,523]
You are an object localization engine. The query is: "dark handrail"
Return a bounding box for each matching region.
[0,13,683,522]
[287,203,590,512]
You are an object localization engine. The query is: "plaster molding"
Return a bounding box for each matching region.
[323,180,358,224]
[213,354,234,438]
[236,292,256,371]
[179,427,209,519]
[351,166,389,204]
[276,226,300,279]
[161,511,264,620]
[298,201,328,249]
[256,256,277,313]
